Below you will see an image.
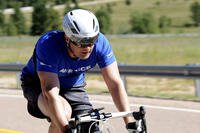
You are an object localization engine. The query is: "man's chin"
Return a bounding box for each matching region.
[79,54,90,60]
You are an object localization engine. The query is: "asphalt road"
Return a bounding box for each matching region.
[0,89,200,133]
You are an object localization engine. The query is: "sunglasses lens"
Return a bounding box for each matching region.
[81,43,94,47]
[70,34,99,45]
[71,40,94,48]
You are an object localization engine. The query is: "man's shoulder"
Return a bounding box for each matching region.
[95,32,110,49]
[42,30,64,37]
[98,32,106,40]
[36,30,65,55]
[38,30,64,44]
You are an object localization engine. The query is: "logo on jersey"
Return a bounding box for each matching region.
[59,65,92,74]
[107,52,113,58]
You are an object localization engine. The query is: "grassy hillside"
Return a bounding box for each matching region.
[8,0,200,34]
[110,35,200,65]
[84,0,200,34]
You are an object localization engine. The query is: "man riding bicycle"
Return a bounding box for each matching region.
[21,9,137,133]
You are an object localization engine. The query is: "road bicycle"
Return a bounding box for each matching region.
[67,106,147,133]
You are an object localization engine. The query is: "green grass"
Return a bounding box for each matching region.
[110,35,200,65]
[0,36,38,63]
[126,77,200,101]
[85,74,200,101]
[1,35,200,65]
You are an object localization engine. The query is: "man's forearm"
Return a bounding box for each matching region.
[43,87,69,130]
[108,82,133,124]
[100,62,133,124]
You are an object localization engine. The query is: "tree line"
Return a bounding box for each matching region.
[0,0,72,9]
[0,0,200,36]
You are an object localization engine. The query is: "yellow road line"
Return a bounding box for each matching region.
[0,129,24,133]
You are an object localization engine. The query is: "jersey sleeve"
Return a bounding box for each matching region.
[97,35,116,68]
[35,38,59,73]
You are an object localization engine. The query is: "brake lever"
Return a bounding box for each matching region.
[132,106,146,120]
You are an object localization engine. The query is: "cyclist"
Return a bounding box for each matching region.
[21,9,135,133]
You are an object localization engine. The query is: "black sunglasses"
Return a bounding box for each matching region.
[70,40,94,48]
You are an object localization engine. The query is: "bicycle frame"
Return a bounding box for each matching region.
[68,106,147,133]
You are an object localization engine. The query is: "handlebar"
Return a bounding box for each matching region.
[68,106,147,132]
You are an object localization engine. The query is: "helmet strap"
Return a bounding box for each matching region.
[64,34,78,59]
[68,43,78,59]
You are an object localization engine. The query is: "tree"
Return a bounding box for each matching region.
[0,12,4,26]
[4,21,18,36]
[130,11,158,33]
[46,8,61,31]
[95,7,111,34]
[11,2,27,34]
[190,2,200,26]
[31,0,49,35]
[0,1,6,9]
[31,0,63,35]
[125,0,132,6]
[64,0,73,14]
[55,0,70,5]
[159,15,171,33]
[63,0,80,10]
[0,12,5,35]
[17,0,33,7]
[72,0,79,8]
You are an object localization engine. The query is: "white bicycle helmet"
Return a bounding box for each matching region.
[63,9,99,45]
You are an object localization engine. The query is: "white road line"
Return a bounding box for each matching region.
[1,94,200,113]
[91,100,200,113]
[0,94,23,98]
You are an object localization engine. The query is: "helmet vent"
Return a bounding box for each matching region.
[70,28,78,34]
[93,19,95,29]
[73,21,80,32]
[95,26,98,32]
[70,12,73,15]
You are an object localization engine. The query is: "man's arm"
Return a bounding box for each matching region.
[38,71,70,132]
[100,61,133,124]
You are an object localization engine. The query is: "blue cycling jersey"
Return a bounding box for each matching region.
[21,30,116,89]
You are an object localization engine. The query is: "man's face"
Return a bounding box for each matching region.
[69,41,94,60]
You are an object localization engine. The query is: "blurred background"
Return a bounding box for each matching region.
[1,0,200,101]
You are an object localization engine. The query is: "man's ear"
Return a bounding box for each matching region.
[64,34,70,43]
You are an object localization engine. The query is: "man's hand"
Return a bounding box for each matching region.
[126,120,143,133]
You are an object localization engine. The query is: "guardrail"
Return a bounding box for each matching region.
[1,63,200,96]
